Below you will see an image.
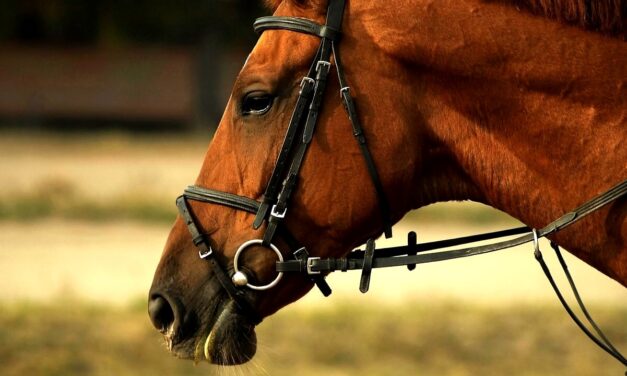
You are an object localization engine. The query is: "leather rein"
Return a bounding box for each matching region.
[176,0,627,367]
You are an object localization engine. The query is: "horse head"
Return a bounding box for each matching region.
[148,0,626,366]
[147,0,422,364]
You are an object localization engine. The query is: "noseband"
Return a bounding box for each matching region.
[175,0,627,366]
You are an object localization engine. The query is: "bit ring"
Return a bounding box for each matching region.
[233,239,284,291]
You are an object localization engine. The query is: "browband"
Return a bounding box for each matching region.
[184,185,260,214]
[254,16,340,40]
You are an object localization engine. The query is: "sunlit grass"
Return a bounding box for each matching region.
[0,178,515,225]
[0,178,176,223]
[1,298,624,375]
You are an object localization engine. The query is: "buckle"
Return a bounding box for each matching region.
[306,257,321,275]
[300,77,315,88]
[198,247,213,259]
[316,60,331,74]
[270,204,287,219]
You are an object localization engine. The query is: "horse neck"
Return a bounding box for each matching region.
[351,0,627,282]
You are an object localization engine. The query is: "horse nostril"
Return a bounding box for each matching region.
[148,294,175,332]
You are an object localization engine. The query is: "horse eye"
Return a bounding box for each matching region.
[241,92,274,116]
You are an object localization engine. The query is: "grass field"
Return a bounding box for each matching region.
[1,298,625,376]
[0,131,625,375]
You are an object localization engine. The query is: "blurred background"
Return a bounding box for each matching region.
[0,1,625,375]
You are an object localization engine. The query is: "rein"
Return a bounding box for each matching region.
[176,0,627,368]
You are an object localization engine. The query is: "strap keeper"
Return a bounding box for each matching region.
[319,25,340,40]
[406,231,418,271]
[359,239,376,293]
[192,234,205,246]
[252,201,271,230]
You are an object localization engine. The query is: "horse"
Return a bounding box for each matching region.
[148,0,626,366]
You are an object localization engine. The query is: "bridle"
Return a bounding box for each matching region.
[175,0,627,367]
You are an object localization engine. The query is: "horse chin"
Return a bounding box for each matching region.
[164,299,257,365]
[200,301,257,365]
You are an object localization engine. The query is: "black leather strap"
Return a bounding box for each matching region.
[184,185,260,214]
[260,33,335,246]
[176,196,262,324]
[359,239,375,293]
[253,76,316,230]
[293,247,332,296]
[254,16,340,40]
[406,231,418,271]
[333,44,393,238]
[535,242,627,366]
[548,241,624,361]
[252,0,346,238]
[277,179,627,274]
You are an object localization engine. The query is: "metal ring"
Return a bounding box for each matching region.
[532,229,540,253]
[233,239,284,291]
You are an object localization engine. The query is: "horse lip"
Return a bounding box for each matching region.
[165,275,260,361]
[188,294,232,360]
[164,288,231,359]
[203,303,231,361]
[201,301,258,365]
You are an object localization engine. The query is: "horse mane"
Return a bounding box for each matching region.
[511,0,625,36]
[264,0,625,37]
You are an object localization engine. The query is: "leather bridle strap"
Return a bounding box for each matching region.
[252,0,393,240]
[184,186,260,213]
[277,179,627,274]
[254,16,340,40]
[176,195,262,324]
[275,178,627,366]
[535,241,627,366]
[333,42,393,238]
[253,0,348,247]
[182,185,332,297]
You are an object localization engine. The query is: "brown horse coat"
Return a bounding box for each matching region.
[150,0,626,364]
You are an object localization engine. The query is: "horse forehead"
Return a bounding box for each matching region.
[243,1,328,74]
[244,31,319,79]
